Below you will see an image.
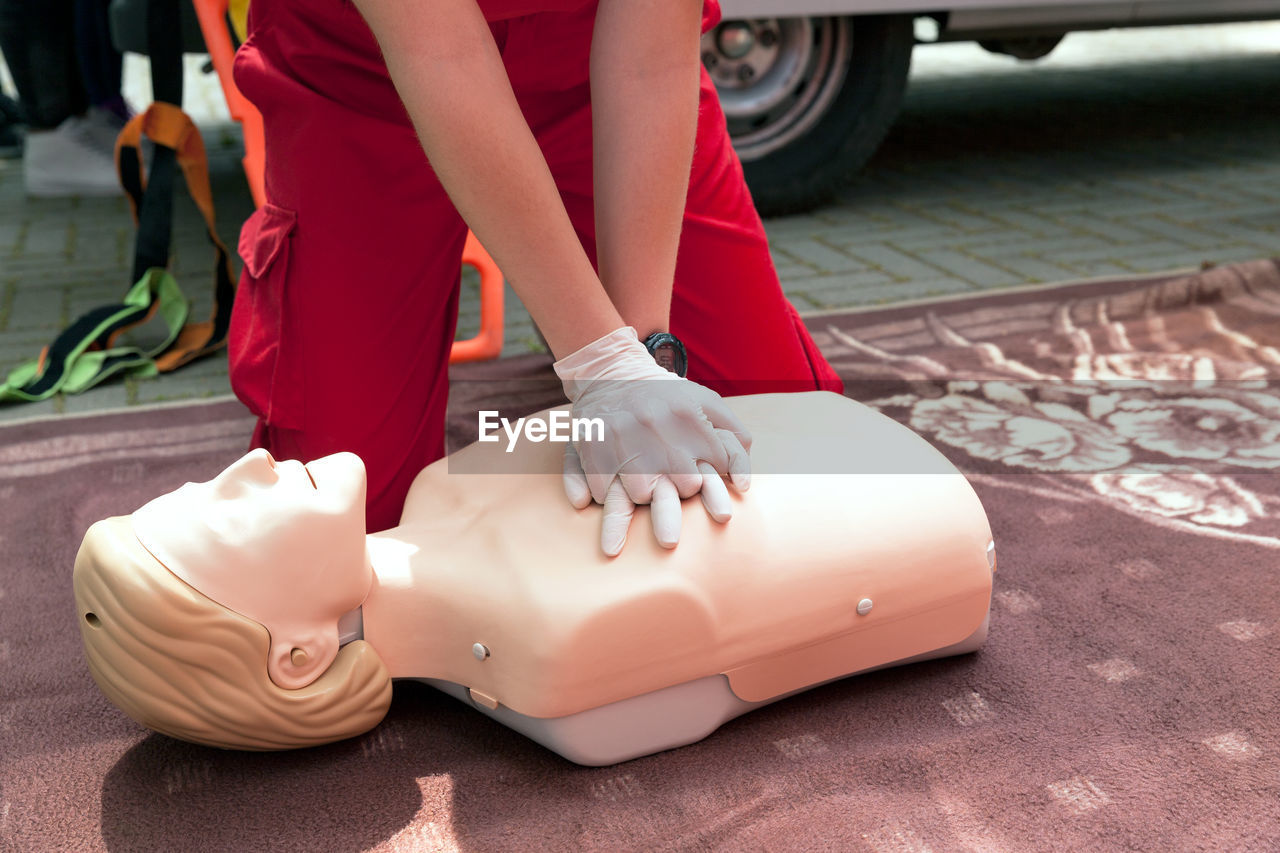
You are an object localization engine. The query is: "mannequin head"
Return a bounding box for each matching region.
[131,449,373,689]
[74,514,392,749]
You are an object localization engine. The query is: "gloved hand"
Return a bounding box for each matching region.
[555,327,752,556]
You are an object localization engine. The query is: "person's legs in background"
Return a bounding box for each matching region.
[0,0,86,128]
[0,0,121,195]
[73,0,130,124]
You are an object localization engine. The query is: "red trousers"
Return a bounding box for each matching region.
[228,0,843,531]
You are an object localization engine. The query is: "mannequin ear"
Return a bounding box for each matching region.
[266,628,339,690]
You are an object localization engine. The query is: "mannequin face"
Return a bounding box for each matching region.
[131,449,373,689]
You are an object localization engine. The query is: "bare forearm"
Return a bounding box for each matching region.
[591,0,704,337]
[353,0,622,357]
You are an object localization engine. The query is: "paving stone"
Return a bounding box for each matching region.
[838,277,976,306]
[756,214,832,240]
[5,259,130,281]
[982,254,1080,284]
[851,228,972,252]
[131,373,231,405]
[1202,225,1280,254]
[0,339,53,369]
[774,239,869,274]
[1095,199,1246,222]
[768,255,812,280]
[8,287,65,330]
[909,249,1023,287]
[1118,247,1262,273]
[977,209,1067,238]
[898,202,1006,234]
[1198,202,1280,225]
[20,223,72,257]
[1033,239,1188,265]
[784,270,899,308]
[1051,214,1159,245]
[1058,259,1142,279]
[170,354,229,380]
[62,382,131,413]
[69,285,136,314]
[843,244,944,282]
[819,204,941,235]
[0,224,23,255]
[0,397,62,423]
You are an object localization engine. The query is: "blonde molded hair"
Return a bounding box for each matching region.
[74,516,392,750]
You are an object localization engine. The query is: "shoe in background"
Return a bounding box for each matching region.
[23,111,121,197]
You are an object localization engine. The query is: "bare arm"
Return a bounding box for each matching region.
[591,0,705,338]
[351,0,622,358]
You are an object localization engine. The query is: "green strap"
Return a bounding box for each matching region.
[0,269,189,403]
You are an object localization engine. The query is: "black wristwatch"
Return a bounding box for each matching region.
[643,331,688,378]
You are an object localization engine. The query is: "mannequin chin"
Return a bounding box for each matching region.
[75,391,996,763]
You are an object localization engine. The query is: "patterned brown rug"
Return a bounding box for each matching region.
[2,260,1278,852]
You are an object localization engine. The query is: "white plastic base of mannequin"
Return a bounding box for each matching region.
[420,613,989,766]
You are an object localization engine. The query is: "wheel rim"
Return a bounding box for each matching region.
[702,17,854,161]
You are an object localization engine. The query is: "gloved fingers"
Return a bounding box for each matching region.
[649,476,682,549]
[600,478,636,557]
[661,453,704,500]
[584,463,620,506]
[617,470,660,507]
[678,404,730,473]
[562,444,593,509]
[697,394,753,453]
[632,392,729,474]
[569,377,750,505]
[697,461,733,523]
[717,428,752,492]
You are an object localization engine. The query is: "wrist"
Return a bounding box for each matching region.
[553,326,675,401]
[641,331,687,378]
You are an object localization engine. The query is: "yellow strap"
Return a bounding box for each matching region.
[229,0,250,43]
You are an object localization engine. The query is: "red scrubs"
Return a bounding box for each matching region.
[228,0,844,531]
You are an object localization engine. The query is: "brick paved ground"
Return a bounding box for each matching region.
[1,21,1277,422]
[772,23,1280,310]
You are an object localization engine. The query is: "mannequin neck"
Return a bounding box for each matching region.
[337,606,364,646]
[334,529,408,648]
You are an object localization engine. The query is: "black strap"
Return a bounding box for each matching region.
[17,305,151,398]
[132,0,184,281]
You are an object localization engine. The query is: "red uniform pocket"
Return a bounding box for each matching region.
[228,203,305,430]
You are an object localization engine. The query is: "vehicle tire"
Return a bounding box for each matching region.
[702,15,914,216]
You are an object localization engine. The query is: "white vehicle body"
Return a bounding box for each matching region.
[722,1,1280,32]
[705,1,1280,213]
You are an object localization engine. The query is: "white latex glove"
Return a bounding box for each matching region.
[555,327,752,556]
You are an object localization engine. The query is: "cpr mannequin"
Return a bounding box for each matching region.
[74,392,995,765]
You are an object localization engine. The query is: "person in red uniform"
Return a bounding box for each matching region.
[228,0,843,554]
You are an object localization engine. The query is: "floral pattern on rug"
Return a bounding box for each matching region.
[820,259,1280,548]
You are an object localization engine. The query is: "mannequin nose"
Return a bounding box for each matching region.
[218,448,281,489]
